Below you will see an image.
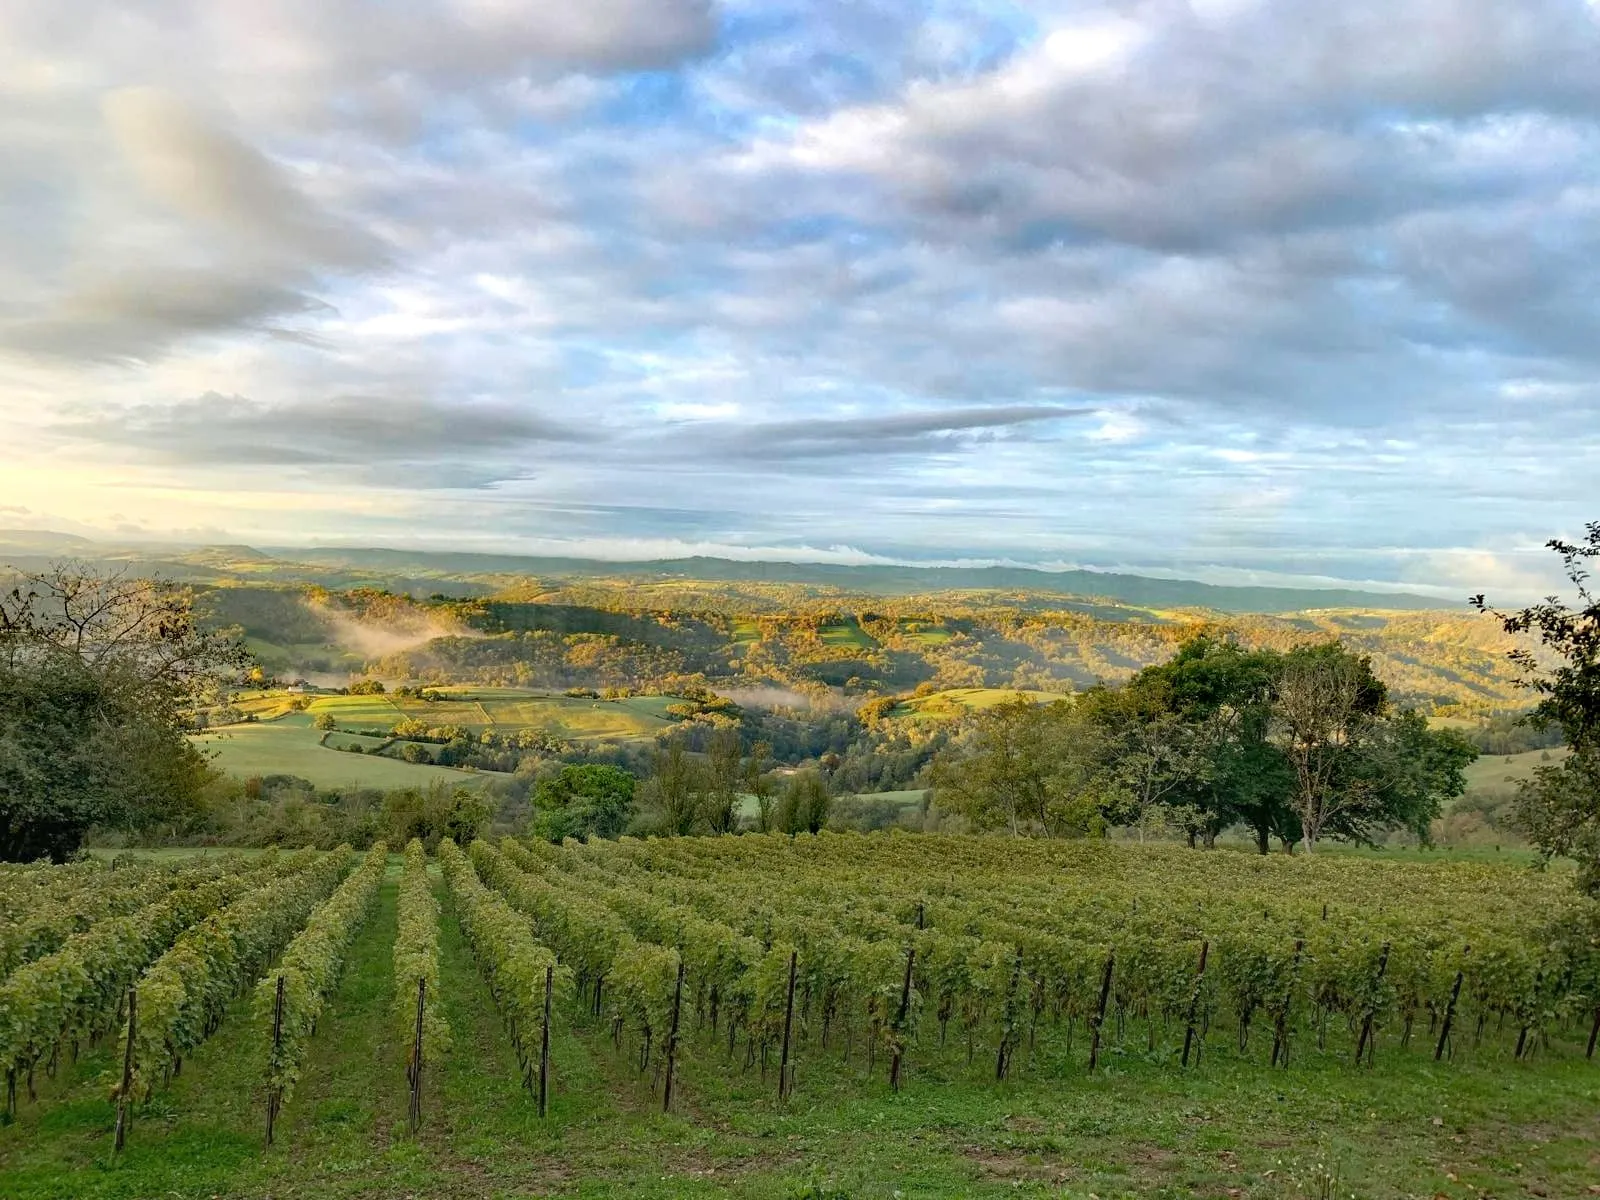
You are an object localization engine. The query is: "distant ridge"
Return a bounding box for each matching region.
[0,529,1457,614]
[263,546,1454,614]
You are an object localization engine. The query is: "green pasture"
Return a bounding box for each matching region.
[893,687,1065,719]
[818,618,877,648]
[189,723,487,789]
[1463,746,1569,791]
[221,688,677,743]
[303,694,409,726]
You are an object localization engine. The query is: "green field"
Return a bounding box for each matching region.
[818,618,877,649]
[1463,746,1569,791]
[191,723,487,789]
[195,687,682,788]
[897,618,953,645]
[252,687,681,741]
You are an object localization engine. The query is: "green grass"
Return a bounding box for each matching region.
[189,723,488,789]
[818,619,876,649]
[195,687,681,787]
[398,689,676,741]
[304,694,409,726]
[1463,746,1569,791]
[897,619,953,645]
[2,866,1595,1198]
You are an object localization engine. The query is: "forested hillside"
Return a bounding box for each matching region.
[197,576,1530,715]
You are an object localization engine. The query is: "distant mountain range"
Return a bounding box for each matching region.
[0,528,1454,615]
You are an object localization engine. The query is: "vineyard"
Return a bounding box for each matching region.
[1,837,1597,1198]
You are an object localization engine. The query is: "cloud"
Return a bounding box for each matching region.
[54,392,596,487]
[0,0,1597,596]
[690,403,1093,460]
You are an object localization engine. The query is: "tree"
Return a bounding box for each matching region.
[0,563,248,861]
[313,712,339,731]
[931,697,1105,837]
[382,783,491,850]
[1269,643,1473,852]
[1356,710,1477,844]
[745,740,777,832]
[775,770,831,834]
[699,726,743,834]
[1474,521,1600,893]
[636,739,704,836]
[531,764,636,842]
[1269,643,1389,853]
[1079,680,1207,841]
[1130,636,1296,853]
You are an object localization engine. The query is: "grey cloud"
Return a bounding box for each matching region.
[677,404,1093,461]
[56,392,597,486]
[0,88,386,363]
[772,0,1600,251]
[2,271,327,363]
[103,88,387,269]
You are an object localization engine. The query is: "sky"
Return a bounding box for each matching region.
[1,1,1597,600]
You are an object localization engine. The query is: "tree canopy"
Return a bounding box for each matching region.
[0,563,248,860]
[931,635,1474,851]
[530,764,636,843]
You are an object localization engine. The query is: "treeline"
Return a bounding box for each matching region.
[931,635,1478,854]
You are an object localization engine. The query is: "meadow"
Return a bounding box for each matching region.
[2,836,1595,1199]
[194,687,681,789]
[190,721,487,789]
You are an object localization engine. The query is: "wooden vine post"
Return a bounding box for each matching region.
[1354,943,1390,1066]
[113,987,137,1152]
[1434,947,1468,1063]
[889,945,915,1092]
[777,950,798,1101]
[995,945,1024,1081]
[265,974,286,1146]
[408,977,426,1134]
[540,963,555,1118]
[1088,952,1115,1074]
[1180,940,1210,1069]
[1271,939,1304,1068]
[661,960,684,1114]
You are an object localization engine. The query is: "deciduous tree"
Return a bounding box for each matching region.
[0,563,248,861]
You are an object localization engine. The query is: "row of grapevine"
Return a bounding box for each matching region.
[120,848,355,1104]
[395,839,450,1129]
[467,841,681,1075]
[1,856,249,978]
[0,848,312,1112]
[437,840,566,1107]
[0,859,110,917]
[258,843,388,1139]
[518,833,1600,1081]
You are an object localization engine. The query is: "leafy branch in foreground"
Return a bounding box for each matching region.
[1475,521,1600,894]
